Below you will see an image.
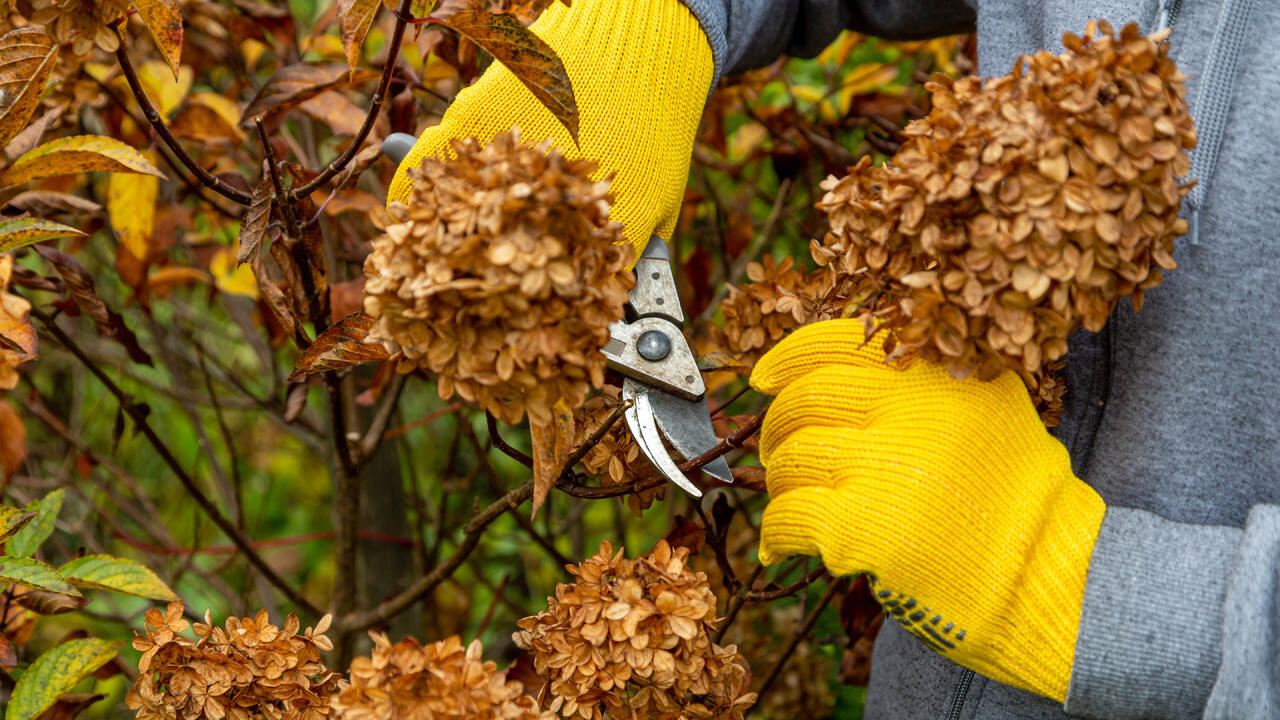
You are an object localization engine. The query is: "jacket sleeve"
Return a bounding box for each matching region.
[679,0,976,81]
[1064,506,1280,719]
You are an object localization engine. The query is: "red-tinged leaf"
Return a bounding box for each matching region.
[529,398,574,518]
[0,400,26,481]
[0,27,57,150]
[337,0,379,74]
[287,312,389,382]
[407,0,440,38]
[0,631,14,670]
[33,246,153,366]
[131,0,184,79]
[237,176,273,266]
[730,465,765,492]
[2,136,167,186]
[240,63,377,128]
[430,10,578,142]
[664,515,706,553]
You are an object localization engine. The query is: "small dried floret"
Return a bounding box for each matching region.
[708,255,837,369]
[815,21,1195,424]
[363,129,634,427]
[126,602,338,720]
[330,634,538,720]
[514,540,756,720]
[571,387,660,515]
[28,0,131,55]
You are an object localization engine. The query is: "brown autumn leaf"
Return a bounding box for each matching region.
[33,245,153,366]
[528,399,572,519]
[252,252,303,345]
[240,63,377,128]
[0,399,26,481]
[2,136,167,186]
[430,10,578,142]
[287,312,389,382]
[0,27,58,150]
[299,91,365,137]
[4,107,59,165]
[15,589,91,616]
[337,0,379,73]
[170,92,244,142]
[132,0,185,79]
[0,630,15,670]
[2,192,103,221]
[237,176,273,266]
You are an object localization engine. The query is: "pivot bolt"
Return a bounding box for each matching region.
[637,330,672,361]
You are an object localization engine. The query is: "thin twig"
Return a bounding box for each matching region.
[32,308,322,617]
[748,578,846,714]
[474,573,511,639]
[696,179,793,328]
[487,412,533,467]
[114,45,252,205]
[713,564,766,644]
[357,374,407,460]
[745,567,829,601]
[289,0,414,199]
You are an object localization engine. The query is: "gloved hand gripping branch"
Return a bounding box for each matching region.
[387,0,715,258]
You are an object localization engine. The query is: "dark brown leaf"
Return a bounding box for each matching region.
[529,398,573,518]
[33,246,153,366]
[2,192,103,220]
[237,176,273,266]
[14,589,90,616]
[287,312,389,382]
[663,515,706,553]
[240,63,376,128]
[0,27,58,149]
[430,10,578,141]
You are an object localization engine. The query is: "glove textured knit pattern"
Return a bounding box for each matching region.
[750,319,1106,701]
[387,0,714,258]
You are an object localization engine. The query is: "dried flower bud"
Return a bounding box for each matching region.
[126,602,338,720]
[815,21,1195,424]
[363,129,635,427]
[330,634,538,720]
[514,540,756,720]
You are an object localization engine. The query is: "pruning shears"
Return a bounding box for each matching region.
[384,133,732,497]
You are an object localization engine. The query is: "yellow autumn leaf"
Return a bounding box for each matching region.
[2,135,166,186]
[172,92,245,142]
[210,248,259,299]
[138,61,193,119]
[108,161,158,259]
[836,63,904,116]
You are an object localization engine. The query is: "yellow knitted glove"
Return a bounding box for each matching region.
[751,319,1107,702]
[387,0,714,257]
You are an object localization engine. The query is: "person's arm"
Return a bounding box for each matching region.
[1066,506,1280,719]
[682,0,976,81]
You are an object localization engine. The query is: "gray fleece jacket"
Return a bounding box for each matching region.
[677,0,1280,718]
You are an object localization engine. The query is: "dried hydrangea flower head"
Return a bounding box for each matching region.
[815,20,1195,424]
[126,602,339,720]
[330,633,538,720]
[28,0,131,55]
[514,540,757,720]
[363,129,635,427]
[709,254,840,368]
[0,255,35,391]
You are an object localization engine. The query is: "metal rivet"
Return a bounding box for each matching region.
[655,297,664,305]
[651,272,660,279]
[685,375,694,384]
[637,330,672,361]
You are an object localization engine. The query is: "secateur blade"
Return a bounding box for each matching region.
[648,389,733,484]
[623,378,703,497]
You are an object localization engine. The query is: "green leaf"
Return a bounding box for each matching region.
[5,638,119,720]
[1,135,167,186]
[58,555,177,602]
[6,488,63,557]
[0,556,80,596]
[0,218,86,254]
[0,505,36,543]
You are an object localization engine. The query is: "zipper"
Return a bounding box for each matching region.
[945,668,976,720]
[1157,0,1184,30]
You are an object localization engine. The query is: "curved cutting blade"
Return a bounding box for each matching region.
[649,390,733,484]
[623,379,702,497]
